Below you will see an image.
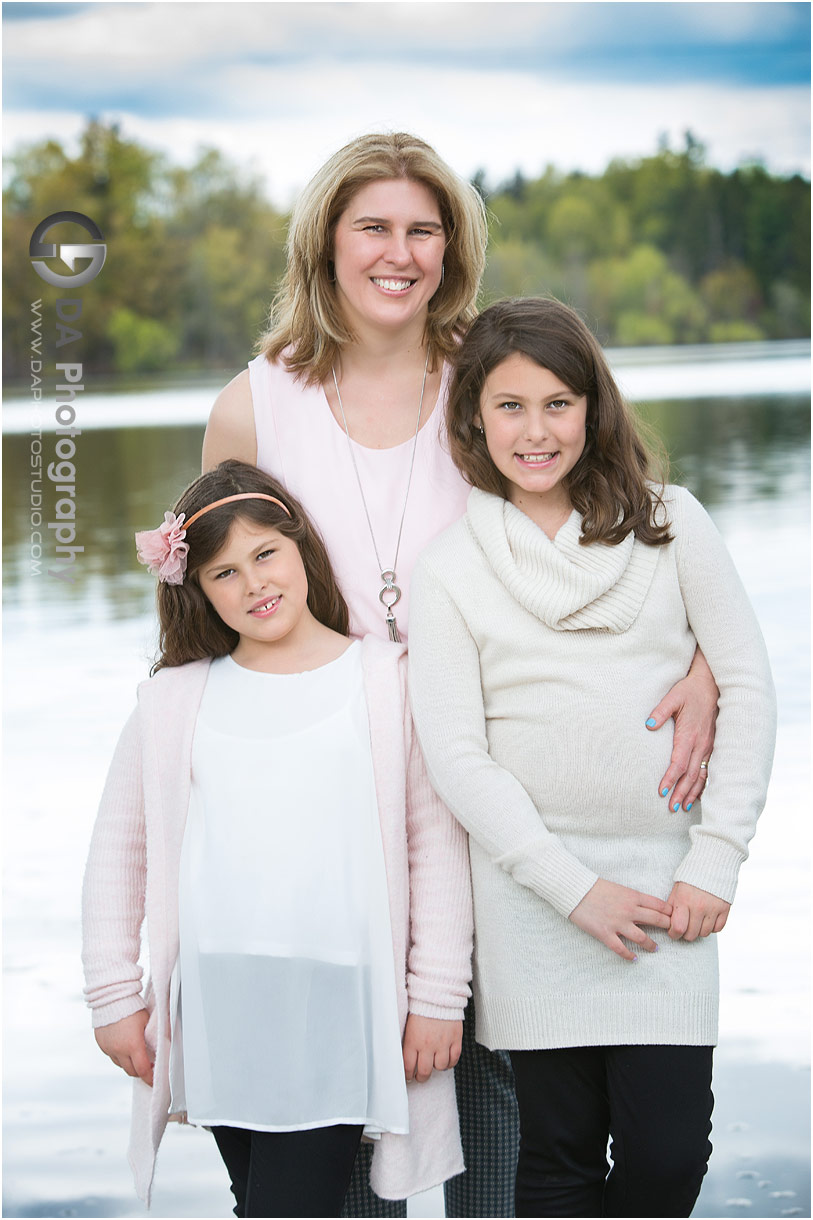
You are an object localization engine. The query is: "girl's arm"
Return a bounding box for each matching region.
[408,559,671,959]
[401,656,473,1078]
[82,708,150,1032]
[668,487,777,910]
[646,645,719,812]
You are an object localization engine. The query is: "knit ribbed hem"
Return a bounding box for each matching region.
[90,995,148,1028]
[408,1000,467,1021]
[497,837,599,918]
[674,836,747,904]
[475,990,718,1050]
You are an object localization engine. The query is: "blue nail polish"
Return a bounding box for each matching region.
[645,717,656,727]
[686,803,693,811]
[653,944,659,953]
[661,787,669,797]
[673,802,680,812]
[631,955,639,962]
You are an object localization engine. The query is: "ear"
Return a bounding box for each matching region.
[473,413,482,429]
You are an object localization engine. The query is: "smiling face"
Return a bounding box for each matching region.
[331,177,446,338]
[196,518,315,657]
[476,352,588,529]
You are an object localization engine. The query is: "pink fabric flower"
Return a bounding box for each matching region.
[135,512,189,585]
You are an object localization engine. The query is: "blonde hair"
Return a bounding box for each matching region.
[259,132,489,384]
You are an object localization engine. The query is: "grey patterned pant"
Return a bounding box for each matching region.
[341,999,518,1217]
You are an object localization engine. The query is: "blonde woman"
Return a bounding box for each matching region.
[203,132,719,1218]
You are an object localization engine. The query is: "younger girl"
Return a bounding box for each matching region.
[407,298,777,1218]
[82,459,473,1217]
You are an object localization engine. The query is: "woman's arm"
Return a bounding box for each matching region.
[201,370,257,471]
[646,646,719,811]
[81,708,149,1030]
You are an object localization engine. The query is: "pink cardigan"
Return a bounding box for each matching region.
[82,636,473,1204]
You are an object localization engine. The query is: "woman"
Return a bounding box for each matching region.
[202,131,718,1219]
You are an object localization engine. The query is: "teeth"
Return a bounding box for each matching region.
[254,597,279,612]
[372,278,414,292]
[518,453,555,463]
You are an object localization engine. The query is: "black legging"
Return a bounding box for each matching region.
[212,1123,364,1218]
[509,1045,714,1218]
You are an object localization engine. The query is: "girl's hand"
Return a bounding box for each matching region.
[94,1010,154,1086]
[646,647,719,812]
[568,879,673,961]
[667,881,730,941]
[402,1013,463,1083]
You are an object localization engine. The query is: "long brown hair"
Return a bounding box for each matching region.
[447,297,673,547]
[260,132,488,384]
[152,461,348,671]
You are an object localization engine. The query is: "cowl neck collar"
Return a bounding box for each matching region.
[465,488,660,632]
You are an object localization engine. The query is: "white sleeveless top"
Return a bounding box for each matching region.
[168,644,409,1135]
[248,354,470,641]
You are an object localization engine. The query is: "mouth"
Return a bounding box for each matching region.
[371,277,416,294]
[249,596,280,616]
[515,452,558,466]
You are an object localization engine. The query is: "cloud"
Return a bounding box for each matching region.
[4,72,808,209]
[3,2,808,203]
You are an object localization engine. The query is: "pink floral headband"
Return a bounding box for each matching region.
[135,492,292,585]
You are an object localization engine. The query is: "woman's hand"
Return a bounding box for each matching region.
[646,647,718,812]
[94,1010,154,1086]
[667,881,730,941]
[569,879,673,961]
[402,1014,463,1083]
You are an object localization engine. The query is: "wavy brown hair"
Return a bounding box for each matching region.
[152,461,348,671]
[447,297,673,547]
[260,131,488,384]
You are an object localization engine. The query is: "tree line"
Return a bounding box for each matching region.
[3,121,809,381]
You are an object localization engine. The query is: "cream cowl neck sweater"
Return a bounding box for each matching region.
[408,485,776,1052]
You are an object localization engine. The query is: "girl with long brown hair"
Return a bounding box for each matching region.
[82,460,473,1217]
[408,297,776,1218]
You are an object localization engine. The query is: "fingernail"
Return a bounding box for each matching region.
[653,944,659,953]
[686,802,693,811]
[645,717,657,727]
[631,955,639,962]
[672,802,680,812]
[661,787,669,797]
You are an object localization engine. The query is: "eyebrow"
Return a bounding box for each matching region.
[352,215,444,231]
[204,539,277,574]
[486,387,574,400]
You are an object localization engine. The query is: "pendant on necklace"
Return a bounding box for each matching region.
[379,570,402,643]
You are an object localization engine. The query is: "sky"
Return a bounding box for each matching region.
[2,1,810,205]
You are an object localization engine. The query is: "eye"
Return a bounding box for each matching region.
[256,548,275,561]
[410,227,436,237]
[362,224,386,233]
[498,401,523,412]
[214,567,235,580]
[547,400,569,411]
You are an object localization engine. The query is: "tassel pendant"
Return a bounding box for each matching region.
[379,570,402,644]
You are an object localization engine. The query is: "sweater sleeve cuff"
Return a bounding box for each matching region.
[90,995,148,1029]
[496,836,599,917]
[673,835,747,904]
[407,999,467,1022]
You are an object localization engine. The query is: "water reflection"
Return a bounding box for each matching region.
[2,394,809,623]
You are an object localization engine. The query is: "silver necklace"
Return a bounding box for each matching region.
[331,350,430,642]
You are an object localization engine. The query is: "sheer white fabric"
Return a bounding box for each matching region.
[168,643,409,1135]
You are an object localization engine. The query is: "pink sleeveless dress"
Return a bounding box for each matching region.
[247,354,470,642]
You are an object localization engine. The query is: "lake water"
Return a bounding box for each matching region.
[2,343,810,1218]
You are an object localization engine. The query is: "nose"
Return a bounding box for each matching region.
[245,568,269,597]
[523,406,550,442]
[382,228,412,267]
